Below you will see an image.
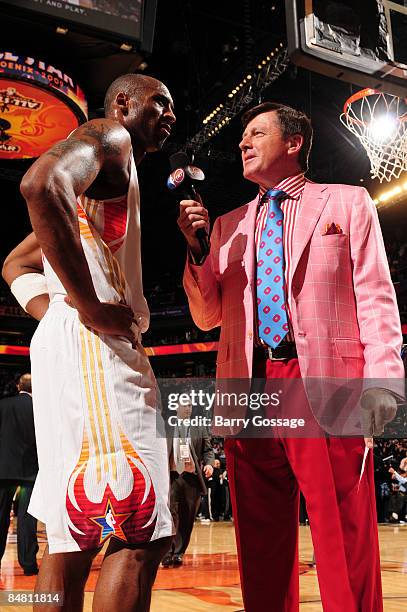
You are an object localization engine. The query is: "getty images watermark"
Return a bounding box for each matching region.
[157,379,314,437]
[165,388,305,431]
[156,377,407,438]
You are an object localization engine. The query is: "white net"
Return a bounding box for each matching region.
[340,89,407,183]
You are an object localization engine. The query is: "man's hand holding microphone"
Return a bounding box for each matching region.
[177,197,210,261]
[167,151,210,261]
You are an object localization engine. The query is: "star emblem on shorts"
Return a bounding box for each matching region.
[88,498,133,545]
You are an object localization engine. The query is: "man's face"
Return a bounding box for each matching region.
[177,401,192,419]
[129,82,175,152]
[239,111,290,186]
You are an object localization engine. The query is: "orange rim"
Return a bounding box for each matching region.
[342,88,407,127]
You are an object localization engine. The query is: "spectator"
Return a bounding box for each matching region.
[399,451,407,473]
[0,373,39,576]
[208,459,223,522]
[162,399,215,567]
[388,467,407,523]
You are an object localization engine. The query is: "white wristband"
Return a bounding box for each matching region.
[10,273,49,311]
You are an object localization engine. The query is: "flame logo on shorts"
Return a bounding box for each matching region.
[66,433,157,550]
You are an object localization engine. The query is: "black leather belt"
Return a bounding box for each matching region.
[254,342,298,361]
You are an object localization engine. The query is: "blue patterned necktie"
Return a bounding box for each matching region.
[257,189,289,348]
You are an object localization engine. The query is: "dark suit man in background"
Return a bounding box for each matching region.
[162,400,215,567]
[0,373,39,576]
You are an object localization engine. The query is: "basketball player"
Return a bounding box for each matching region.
[2,74,176,612]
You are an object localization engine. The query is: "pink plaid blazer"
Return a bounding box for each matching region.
[184,181,405,433]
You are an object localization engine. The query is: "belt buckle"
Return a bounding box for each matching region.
[266,344,288,361]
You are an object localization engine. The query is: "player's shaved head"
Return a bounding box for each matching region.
[103,72,174,157]
[104,74,164,115]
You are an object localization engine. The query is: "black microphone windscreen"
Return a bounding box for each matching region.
[170,151,190,171]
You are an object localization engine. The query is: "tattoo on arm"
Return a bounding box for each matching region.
[46,122,122,163]
[44,138,97,191]
[42,121,125,192]
[45,139,81,159]
[74,155,97,189]
[82,123,122,156]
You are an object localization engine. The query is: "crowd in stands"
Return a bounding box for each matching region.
[386,236,407,285]
[153,362,216,379]
[142,325,219,348]
[1,228,406,525]
[1,370,405,524]
[0,369,21,398]
[374,439,407,523]
[1,233,407,330]
[385,235,407,325]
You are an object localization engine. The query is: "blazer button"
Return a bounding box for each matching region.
[248,331,253,340]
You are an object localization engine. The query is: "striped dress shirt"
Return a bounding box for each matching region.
[255,173,306,345]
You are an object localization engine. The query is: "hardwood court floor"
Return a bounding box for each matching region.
[1,521,406,611]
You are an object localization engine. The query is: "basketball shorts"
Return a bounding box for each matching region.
[29,296,173,553]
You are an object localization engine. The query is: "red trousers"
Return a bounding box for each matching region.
[224,358,382,612]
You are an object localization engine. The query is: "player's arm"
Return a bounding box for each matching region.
[19,119,135,339]
[2,232,49,320]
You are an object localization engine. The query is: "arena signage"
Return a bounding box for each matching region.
[0,51,87,160]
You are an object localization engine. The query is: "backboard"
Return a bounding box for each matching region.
[286,0,407,97]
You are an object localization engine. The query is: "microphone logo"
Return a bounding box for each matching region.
[185,165,205,181]
[167,168,185,190]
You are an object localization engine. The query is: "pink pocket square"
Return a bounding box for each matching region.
[323,222,343,236]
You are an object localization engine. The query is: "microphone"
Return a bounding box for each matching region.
[167,151,209,257]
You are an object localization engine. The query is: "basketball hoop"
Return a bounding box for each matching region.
[340,88,407,183]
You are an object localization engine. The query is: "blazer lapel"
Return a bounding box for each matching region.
[290,182,329,283]
[245,196,260,285]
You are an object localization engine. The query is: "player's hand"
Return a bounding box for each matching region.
[65,296,136,344]
[361,388,397,448]
[177,198,209,257]
[388,467,395,474]
[203,464,214,478]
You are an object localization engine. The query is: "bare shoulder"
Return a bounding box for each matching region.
[43,119,131,163]
[74,118,131,157]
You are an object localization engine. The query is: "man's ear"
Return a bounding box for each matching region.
[115,92,130,116]
[287,133,303,157]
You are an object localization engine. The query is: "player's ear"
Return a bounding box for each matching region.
[116,92,130,116]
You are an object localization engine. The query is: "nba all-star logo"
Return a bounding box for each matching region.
[89,498,134,546]
[0,87,42,113]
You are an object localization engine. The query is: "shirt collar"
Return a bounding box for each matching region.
[258,173,306,203]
